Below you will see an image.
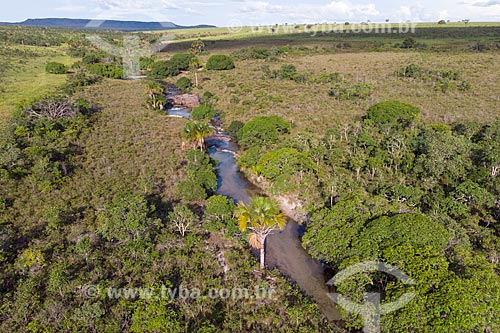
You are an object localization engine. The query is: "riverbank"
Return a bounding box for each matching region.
[205,124,342,322]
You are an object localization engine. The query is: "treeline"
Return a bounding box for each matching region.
[0,26,71,46]
[230,100,500,331]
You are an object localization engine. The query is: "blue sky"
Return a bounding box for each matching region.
[1,0,500,25]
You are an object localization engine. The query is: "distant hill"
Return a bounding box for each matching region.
[0,18,215,31]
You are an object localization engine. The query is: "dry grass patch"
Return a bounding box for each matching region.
[179,51,500,134]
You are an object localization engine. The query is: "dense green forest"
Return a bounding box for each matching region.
[0,24,499,332]
[233,101,500,331]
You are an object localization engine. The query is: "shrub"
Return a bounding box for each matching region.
[206,55,235,70]
[139,57,154,71]
[471,42,490,52]
[175,77,193,93]
[238,146,263,169]
[396,64,424,79]
[458,80,472,91]
[365,101,420,127]
[276,64,297,79]
[203,195,236,230]
[86,63,123,79]
[203,195,237,234]
[230,95,240,105]
[401,37,417,49]
[82,53,101,64]
[328,82,373,100]
[233,46,286,61]
[255,148,315,181]
[177,180,207,202]
[201,91,218,105]
[397,64,468,93]
[169,53,193,71]
[45,62,67,74]
[205,195,235,219]
[148,60,179,79]
[63,73,101,94]
[227,120,244,141]
[191,104,217,120]
[239,116,290,148]
[315,72,343,84]
[150,57,198,78]
[272,64,306,82]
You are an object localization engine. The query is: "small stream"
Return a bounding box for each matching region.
[168,103,341,322]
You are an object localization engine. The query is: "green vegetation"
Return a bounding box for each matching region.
[203,195,237,234]
[182,121,214,151]
[145,81,166,111]
[149,60,180,78]
[396,64,472,93]
[191,104,217,120]
[1,77,337,332]
[169,53,194,71]
[45,61,68,74]
[328,82,373,100]
[86,63,123,79]
[148,53,195,79]
[175,77,193,93]
[365,101,420,127]
[238,115,290,148]
[231,100,500,331]
[1,22,500,333]
[205,54,235,70]
[235,196,287,269]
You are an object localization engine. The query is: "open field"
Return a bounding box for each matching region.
[163,50,500,133]
[0,45,77,120]
[160,24,500,60]
[157,22,500,42]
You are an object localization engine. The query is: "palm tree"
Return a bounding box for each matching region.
[235,197,287,270]
[182,121,213,151]
[145,81,165,110]
[189,57,201,87]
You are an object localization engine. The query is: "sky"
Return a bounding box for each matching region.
[1,0,500,26]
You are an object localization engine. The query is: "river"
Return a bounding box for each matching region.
[168,104,341,322]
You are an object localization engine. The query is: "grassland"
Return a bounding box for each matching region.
[0,45,77,121]
[158,22,500,42]
[67,80,189,206]
[162,48,500,133]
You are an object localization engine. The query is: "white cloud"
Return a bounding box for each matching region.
[94,0,179,11]
[56,5,87,12]
[231,0,381,23]
[392,4,438,22]
[55,0,87,13]
[398,6,412,20]
[437,10,450,20]
[324,1,380,19]
[457,0,500,20]
[238,1,284,13]
[44,0,500,25]
[90,0,211,20]
[471,0,500,6]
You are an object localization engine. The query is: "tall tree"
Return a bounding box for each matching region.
[145,81,165,110]
[189,57,200,87]
[189,39,205,57]
[235,197,287,269]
